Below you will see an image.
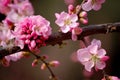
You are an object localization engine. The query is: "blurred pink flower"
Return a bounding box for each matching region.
[10,0,34,16]
[0,0,11,14]
[14,15,52,52]
[77,39,109,72]
[2,51,24,67]
[64,0,76,5]
[102,76,120,80]
[0,24,15,48]
[82,0,105,11]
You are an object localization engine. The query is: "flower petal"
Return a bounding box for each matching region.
[91,39,101,48]
[95,60,106,70]
[77,48,91,63]
[97,49,106,58]
[81,0,92,11]
[88,44,98,55]
[84,60,94,72]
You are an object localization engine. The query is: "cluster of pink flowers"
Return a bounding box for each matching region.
[55,5,83,41]
[14,15,52,52]
[1,0,34,29]
[77,39,109,72]
[0,0,35,66]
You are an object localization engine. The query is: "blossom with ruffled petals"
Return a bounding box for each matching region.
[82,0,106,11]
[77,39,109,72]
[14,15,52,52]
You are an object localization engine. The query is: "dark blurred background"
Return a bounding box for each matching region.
[0,0,120,80]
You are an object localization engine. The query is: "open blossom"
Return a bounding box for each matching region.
[77,39,109,72]
[14,15,52,52]
[82,0,106,11]
[0,24,15,48]
[55,11,79,33]
[55,11,82,41]
[9,0,34,16]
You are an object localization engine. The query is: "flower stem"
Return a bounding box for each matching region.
[31,52,57,80]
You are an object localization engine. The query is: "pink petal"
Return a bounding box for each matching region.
[97,49,106,58]
[77,49,91,62]
[93,3,102,11]
[88,44,98,55]
[70,22,79,28]
[91,39,101,48]
[55,19,64,27]
[81,0,92,11]
[95,60,106,70]
[61,26,70,33]
[84,60,94,72]
[69,14,78,22]
[30,40,36,48]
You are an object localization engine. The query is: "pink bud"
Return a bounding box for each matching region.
[79,11,87,18]
[49,61,60,67]
[101,56,109,61]
[30,40,36,48]
[73,27,82,35]
[80,18,88,24]
[25,39,30,44]
[41,63,46,70]
[68,4,74,14]
[32,59,39,67]
[75,5,81,14]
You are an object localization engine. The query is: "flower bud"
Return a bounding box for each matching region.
[49,61,60,67]
[32,59,39,67]
[80,18,88,24]
[41,63,46,70]
[79,11,87,18]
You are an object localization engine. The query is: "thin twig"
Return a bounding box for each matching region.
[31,53,57,80]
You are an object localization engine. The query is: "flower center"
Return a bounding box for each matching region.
[64,19,71,25]
[91,54,99,62]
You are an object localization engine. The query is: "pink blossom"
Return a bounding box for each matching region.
[5,10,25,24]
[102,76,120,80]
[0,24,15,48]
[14,15,52,52]
[55,11,79,33]
[0,0,11,14]
[82,0,106,11]
[55,11,81,41]
[77,39,109,72]
[2,51,24,67]
[9,0,34,16]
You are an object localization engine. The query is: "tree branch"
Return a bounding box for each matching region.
[0,22,120,59]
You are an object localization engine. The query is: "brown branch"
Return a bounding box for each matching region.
[0,22,120,59]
